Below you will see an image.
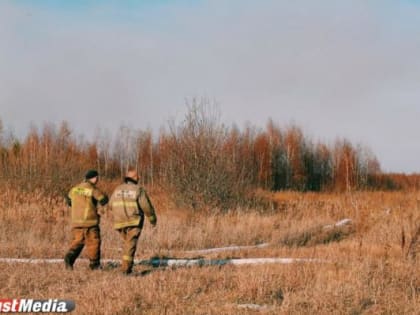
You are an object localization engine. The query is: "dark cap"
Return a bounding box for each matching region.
[85,169,99,180]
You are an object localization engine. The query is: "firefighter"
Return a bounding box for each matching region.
[64,169,109,270]
[109,169,157,274]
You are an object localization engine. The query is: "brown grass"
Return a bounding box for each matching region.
[0,187,419,314]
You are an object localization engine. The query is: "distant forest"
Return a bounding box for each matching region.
[0,102,418,208]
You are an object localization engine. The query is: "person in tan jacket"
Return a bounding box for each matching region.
[110,169,157,274]
[64,170,109,270]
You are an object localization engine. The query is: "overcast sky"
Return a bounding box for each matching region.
[1,0,420,173]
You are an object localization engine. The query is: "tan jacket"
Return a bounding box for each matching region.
[110,181,157,230]
[67,181,108,228]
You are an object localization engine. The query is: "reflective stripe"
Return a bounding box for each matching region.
[114,218,141,229]
[112,201,138,208]
[123,255,133,262]
[71,219,98,227]
[72,219,97,224]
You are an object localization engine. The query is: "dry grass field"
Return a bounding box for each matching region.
[0,185,419,314]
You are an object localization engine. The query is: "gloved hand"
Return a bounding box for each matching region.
[149,214,157,227]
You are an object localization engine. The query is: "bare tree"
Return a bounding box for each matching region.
[164,98,246,210]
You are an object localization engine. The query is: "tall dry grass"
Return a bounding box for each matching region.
[0,185,419,314]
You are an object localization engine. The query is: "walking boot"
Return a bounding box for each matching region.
[121,260,133,275]
[89,260,101,270]
[64,253,74,270]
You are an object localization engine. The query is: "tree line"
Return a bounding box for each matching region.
[0,102,408,209]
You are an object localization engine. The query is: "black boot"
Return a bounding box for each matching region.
[89,260,101,270]
[64,253,74,270]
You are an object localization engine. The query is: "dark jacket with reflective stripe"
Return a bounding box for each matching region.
[110,181,156,230]
[68,181,108,228]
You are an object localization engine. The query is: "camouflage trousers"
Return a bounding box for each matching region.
[118,226,142,274]
[64,226,101,270]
